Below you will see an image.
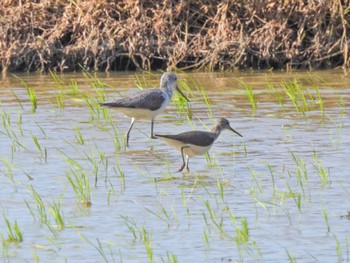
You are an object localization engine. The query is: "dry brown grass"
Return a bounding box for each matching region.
[1,0,349,72]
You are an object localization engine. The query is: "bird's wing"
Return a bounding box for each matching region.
[156,131,215,147]
[101,89,166,111]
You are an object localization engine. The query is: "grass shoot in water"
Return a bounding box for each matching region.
[0,158,15,184]
[74,125,85,145]
[244,83,257,112]
[66,168,92,206]
[323,209,330,232]
[83,149,99,187]
[25,86,37,112]
[225,208,250,245]
[163,252,179,263]
[313,151,331,187]
[13,77,37,111]
[141,226,153,263]
[25,185,48,224]
[2,214,23,243]
[75,230,109,263]
[49,198,65,230]
[113,155,125,190]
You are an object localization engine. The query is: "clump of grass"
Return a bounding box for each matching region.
[49,198,65,230]
[141,226,154,263]
[286,249,297,263]
[83,149,99,187]
[289,151,309,196]
[74,125,85,145]
[2,214,23,243]
[248,167,263,194]
[145,203,178,227]
[51,71,82,96]
[286,184,302,213]
[25,185,48,224]
[334,235,343,262]
[54,91,65,109]
[120,215,138,240]
[203,200,228,238]
[82,67,113,93]
[110,124,127,152]
[0,157,15,185]
[113,155,125,190]
[13,75,37,112]
[266,79,286,111]
[313,151,331,187]
[178,71,214,120]
[66,168,92,207]
[265,75,328,118]
[323,209,330,232]
[163,252,179,263]
[26,87,37,112]
[50,70,66,90]
[30,132,47,163]
[243,83,257,112]
[225,208,250,245]
[74,230,109,262]
[282,79,309,115]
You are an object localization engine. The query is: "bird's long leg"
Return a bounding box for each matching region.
[150,118,157,139]
[178,146,189,172]
[185,155,190,172]
[125,118,135,147]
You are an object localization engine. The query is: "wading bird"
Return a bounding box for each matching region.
[100,73,189,146]
[156,118,242,172]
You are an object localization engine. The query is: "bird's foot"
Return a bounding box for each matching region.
[177,163,185,172]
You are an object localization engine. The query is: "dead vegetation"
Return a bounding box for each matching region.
[0,0,349,72]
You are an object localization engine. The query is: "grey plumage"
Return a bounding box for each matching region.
[156,131,216,147]
[100,88,166,111]
[156,118,242,172]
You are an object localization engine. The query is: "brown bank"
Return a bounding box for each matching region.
[1,0,349,73]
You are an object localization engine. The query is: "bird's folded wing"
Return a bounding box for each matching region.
[102,89,166,111]
[157,131,215,147]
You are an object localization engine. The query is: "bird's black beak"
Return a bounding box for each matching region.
[175,85,190,102]
[229,126,243,137]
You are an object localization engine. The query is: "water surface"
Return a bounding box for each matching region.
[0,70,349,262]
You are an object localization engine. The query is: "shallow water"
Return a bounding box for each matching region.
[0,70,349,262]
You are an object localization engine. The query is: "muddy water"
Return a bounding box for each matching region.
[0,70,349,262]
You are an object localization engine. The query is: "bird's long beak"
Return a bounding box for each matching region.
[229,126,243,137]
[175,85,190,102]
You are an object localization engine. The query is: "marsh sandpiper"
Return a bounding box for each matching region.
[100,73,189,146]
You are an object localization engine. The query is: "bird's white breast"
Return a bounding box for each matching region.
[158,137,213,157]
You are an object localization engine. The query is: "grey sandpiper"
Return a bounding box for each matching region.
[156,118,242,172]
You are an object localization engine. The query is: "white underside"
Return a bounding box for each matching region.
[158,137,212,157]
[116,96,169,120]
